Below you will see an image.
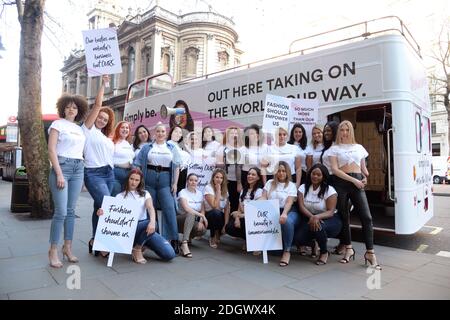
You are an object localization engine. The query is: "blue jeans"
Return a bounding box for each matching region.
[295,214,343,254]
[49,157,84,244]
[280,209,301,252]
[145,170,178,241]
[134,220,175,261]
[84,166,115,238]
[112,167,130,196]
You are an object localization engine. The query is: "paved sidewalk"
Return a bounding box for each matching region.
[0,180,449,300]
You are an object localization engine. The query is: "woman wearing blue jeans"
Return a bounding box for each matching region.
[82,75,115,257]
[97,169,176,264]
[134,122,181,252]
[48,94,88,268]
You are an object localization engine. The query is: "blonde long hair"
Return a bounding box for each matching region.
[268,161,291,197]
[209,168,228,198]
[335,120,356,145]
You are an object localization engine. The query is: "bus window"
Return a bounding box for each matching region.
[422,116,431,154]
[415,112,422,153]
[146,73,173,96]
[127,80,145,102]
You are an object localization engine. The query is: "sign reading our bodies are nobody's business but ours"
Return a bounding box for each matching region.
[82,28,122,77]
[244,199,282,252]
[93,196,140,255]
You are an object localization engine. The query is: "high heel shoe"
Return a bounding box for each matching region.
[62,245,79,263]
[340,247,355,264]
[131,248,147,264]
[364,251,382,270]
[316,251,329,265]
[88,239,99,257]
[48,250,63,268]
[180,240,192,258]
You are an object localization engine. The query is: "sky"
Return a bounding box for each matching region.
[0,0,448,125]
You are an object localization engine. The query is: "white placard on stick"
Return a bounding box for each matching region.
[262,94,291,134]
[82,28,123,77]
[244,199,282,253]
[93,196,140,257]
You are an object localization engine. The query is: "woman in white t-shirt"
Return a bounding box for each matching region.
[204,168,230,248]
[47,94,88,268]
[261,161,299,267]
[328,120,381,269]
[176,173,208,258]
[225,167,264,243]
[295,163,341,265]
[111,121,135,196]
[97,169,175,264]
[83,75,115,258]
[202,126,221,159]
[132,125,151,157]
[267,127,302,188]
[240,124,270,185]
[306,124,324,170]
[288,123,309,185]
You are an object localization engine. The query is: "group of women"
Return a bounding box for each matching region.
[47,74,380,270]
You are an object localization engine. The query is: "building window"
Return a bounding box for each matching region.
[145,52,152,76]
[431,122,437,134]
[162,53,170,73]
[128,47,136,85]
[185,47,199,77]
[432,143,441,156]
[218,51,229,69]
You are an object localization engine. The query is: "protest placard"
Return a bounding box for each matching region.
[262,94,291,134]
[93,196,141,266]
[244,199,282,260]
[186,157,215,193]
[289,98,319,141]
[82,28,122,77]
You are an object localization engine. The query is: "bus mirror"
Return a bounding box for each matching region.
[160,104,186,119]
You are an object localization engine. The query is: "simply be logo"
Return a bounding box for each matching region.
[66,265,81,290]
[366,267,381,290]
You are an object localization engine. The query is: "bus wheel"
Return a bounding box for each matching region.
[433,176,442,184]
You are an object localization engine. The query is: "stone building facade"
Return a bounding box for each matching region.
[61,0,242,121]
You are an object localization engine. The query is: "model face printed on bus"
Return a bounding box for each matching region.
[155,125,167,142]
[171,126,182,142]
[137,127,149,143]
[128,173,141,191]
[96,111,109,129]
[293,127,303,142]
[276,165,288,182]
[277,128,288,146]
[119,123,130,139]
[64,102,78,121]
[174,104,187,127]
[310,167,323,186]
[312,128,323,143]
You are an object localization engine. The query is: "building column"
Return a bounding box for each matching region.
[206,34,216,74]
[152,28,162,75]
[135,39,143,80]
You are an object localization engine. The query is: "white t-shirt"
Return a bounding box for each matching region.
[240,188,263,207]
[292,142,308,171]
[298,184,337,215]
[134,142,147,158]
[306,143,324,167]
[116,190,151,221]
[321,146,334,175]
[169,141,191,170]
[203,140,221,158]
[268,143,302,175]
[82,124,114,168]
[204,184,228,211]
[49,119,86,160]
[113,140,135,166]
[263,179,298,208]
[217,145,242,181]
[147,142,173,167]
[329,144,368,169]
[178,188,204,214]
[240,144,270,172]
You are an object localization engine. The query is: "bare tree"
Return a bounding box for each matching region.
[429,21,450,155]
[16,0,53,218]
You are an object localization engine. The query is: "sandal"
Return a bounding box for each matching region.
[131,248,147,264]
[316,252,329,265]
[180,240,192,258]
[340,247,355,264]
[279,251,291,267]
[209,238,218,249]
[298,245,307,256]
[331,244,345,255]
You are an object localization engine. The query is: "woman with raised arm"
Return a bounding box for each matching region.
[97,169,176,264]
[328,120,381,269]
[133,122,181,253]
[47,94,88,268]
[204,168,230,248]
[111,121,134,196]
[82,75,115,258]
[260,161,299,267]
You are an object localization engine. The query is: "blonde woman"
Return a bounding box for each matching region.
[260,161,299,267]
[328,120,381,269]
[204,168,230,248]
[306,124,324,170]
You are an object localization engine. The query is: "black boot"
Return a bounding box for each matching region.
[171,240,180,255]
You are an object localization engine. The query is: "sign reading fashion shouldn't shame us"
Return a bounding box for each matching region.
[93,196,141,255]
[244,199,282,253]
[82,28,123,77]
